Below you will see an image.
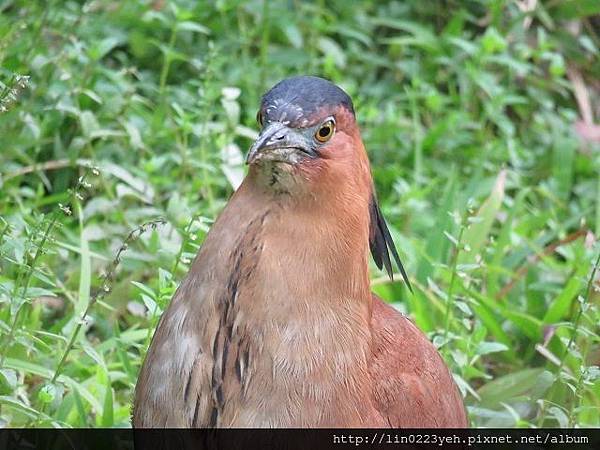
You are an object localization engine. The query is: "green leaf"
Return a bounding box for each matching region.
[459,169,506,265]
[0,395,40,419]
[37,383,57,404]
[477,368,546,408]
[476,341,509,356]
[280,23,303,48]
[376,18,440,52]
[503,310,543,341]
[0,369,17,395]
[317,37,347,68]
[543,264,587,323]
[549,406,569,427]
[549,0,600,19]
[88,36,124,61]
[487,189,529,297]
[101,383,114,427]
[552,125,576,201]
[176,21,210,35]
[480,27,507,54]
[416,172,456,283]
[72,386,88,427]
[79,111,99,139]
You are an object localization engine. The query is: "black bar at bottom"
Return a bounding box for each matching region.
[0,428,598,450]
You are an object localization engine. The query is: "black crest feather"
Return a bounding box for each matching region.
[369,194,413,293]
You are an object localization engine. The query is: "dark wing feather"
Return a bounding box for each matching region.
[369,194,413,293]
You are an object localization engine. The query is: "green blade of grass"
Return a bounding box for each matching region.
[76,205,90,320]
[487,189,529,298]
[101,382,114,427]
[72,387,88,427]
[543,262,588,324]
[459,169,506,266]
[416,171,457,283]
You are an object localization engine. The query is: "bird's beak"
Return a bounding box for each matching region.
[246,122,317,165]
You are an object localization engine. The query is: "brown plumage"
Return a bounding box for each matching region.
[133,76,467,428]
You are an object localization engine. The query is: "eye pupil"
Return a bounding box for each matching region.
[319,126,330,138]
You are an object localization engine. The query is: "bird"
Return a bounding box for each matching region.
[133,76,467,428]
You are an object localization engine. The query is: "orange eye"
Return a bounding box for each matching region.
[256,111,263,127]
[315,120,335,143]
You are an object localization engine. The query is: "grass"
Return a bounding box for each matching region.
[0,0,599,427]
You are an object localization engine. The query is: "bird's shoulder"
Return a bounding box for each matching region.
[369,294,468,427]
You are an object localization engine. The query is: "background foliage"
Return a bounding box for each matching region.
[1,0,599,427]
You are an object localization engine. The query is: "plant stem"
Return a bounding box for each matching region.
[566,250,600,427]
[537,249,600,427]
[443,219,466,355]
[171,215,196,275]
[49,218,166,384]
[0,214,58,367]
[159,24,178,97]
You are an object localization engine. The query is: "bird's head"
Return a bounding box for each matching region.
[246,76,368,193]
[244,76,412,291]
